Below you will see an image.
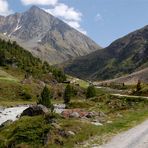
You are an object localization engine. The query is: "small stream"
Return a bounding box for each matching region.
[0,106,29,125]
[0,104,66,125]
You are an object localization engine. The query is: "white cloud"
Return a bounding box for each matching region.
[95,13,102,22]
[65,20,87,35]
[43,3,87,34]
[45,3,82,21]
[21,0,58,6]
[0,0,13,16]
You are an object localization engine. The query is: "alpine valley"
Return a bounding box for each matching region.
[0,4,148,148]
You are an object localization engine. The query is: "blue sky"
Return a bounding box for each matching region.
[0,0,148,47]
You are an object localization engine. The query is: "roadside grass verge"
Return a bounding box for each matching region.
[48,105,148,148]
[79,107,148,147]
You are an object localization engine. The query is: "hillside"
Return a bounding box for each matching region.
[0,38,68,106]
[65,25,148,81]
[0,6,101,64]
[96,68,148,85]
[0,35,148,148]
[0,38,66,82]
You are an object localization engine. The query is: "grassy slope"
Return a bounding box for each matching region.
[0,67,41,106]
[0,69,18,82]
[0,116,51,147]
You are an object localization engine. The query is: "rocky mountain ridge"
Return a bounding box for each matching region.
[0,6,101,64]
[65,25,148,80]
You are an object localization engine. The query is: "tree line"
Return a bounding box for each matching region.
[0,39,66,82]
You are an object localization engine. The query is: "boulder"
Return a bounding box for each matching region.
[86,112,96,118]
[38,104,49,113]
[61,109,88,118]
[91,122,103,126]
[69,112,80,118]
[116,113,123,118]
[67,131,75,136]
[21,104,49,116]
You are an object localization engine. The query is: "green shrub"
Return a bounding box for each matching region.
[0,116,51,147]
[20,91,32,100]
[136,80,141,92]
[86,85,96,99]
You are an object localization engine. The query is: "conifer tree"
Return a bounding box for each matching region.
[86,85,96,99]
[63,84,72,104]
[136,80,141,92]
[39,86,52,108]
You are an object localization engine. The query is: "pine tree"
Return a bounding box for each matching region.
[86,85,96,99]
[63,84,72,104]
[136,80,141,92]
[39,86,52,108]
[0,49,6,66]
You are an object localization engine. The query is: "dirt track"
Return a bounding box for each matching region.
[112,94,148,99]
[98,119,148,148]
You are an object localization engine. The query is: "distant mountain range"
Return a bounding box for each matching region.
[0,6,147,82]
[65,25,148,80]
[0,6,101,64]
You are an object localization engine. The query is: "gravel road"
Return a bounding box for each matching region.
[112,94,148,99]
[98,119,148,148]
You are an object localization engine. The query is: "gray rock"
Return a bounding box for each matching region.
[107,120,113,124]
[69,112,80,118]
[21,104,49,116]
[67,131,75,136]
[16,115,20,118]
[117,113,123,118]
[91,122,103,126]
[38,104,49,113]
[86,112,96,118]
